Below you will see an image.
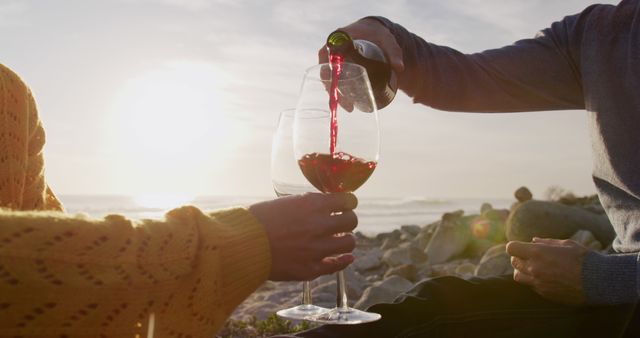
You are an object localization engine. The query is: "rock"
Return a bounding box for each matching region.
[380,237,399,251]
[353,247,383,272]
[365,275,380,283]
[376,229,400,242]
[382,246,411,267]
[413,224,437,251]
[401,224,421,237]
[466,238,496,258]
[384,264,417,282]
[482,208,510,222]
[422,220,439,233]
[387,229,403,241]
[411,233,430,251]
[415,261,433,280]
[515,186,533,202]
[423,218,472,265]
[507,200,616,246]
[454,262,476,277]
[382,242,428,267]
[430,263,456,277]
[381,234,402,250]
[354,276,413,310]
[480,203,493,214]
[354,231,369,240]
[442,210,464,223]
[400,232,414,242]
[474,244,513,277]
[430,259,471,277]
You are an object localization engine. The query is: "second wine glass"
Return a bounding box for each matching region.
[272,109,329,320]
[293,62,381,324]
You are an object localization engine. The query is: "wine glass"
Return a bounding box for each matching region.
[293,62,381,324]
[272,109,330,320]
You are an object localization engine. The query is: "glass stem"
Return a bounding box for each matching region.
[336,270,349,311]
[302,281,312,305]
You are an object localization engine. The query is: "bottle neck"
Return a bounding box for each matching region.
[326,30,354,56]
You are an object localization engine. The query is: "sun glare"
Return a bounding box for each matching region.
[107,60,244,195]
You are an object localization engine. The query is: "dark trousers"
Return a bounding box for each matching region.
[294,275,639,338]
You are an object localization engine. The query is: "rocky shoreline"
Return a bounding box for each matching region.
[226,187,611,327]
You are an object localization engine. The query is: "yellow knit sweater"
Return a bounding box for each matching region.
[0,64,272,337]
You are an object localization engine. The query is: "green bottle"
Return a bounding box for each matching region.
[326,30,398,110]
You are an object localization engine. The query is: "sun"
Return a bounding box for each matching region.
[105,60,244,198]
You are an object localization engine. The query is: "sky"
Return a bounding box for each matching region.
[0,0,619,201]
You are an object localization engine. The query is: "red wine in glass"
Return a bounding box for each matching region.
[328,53,343,156]
[298,152,376,193]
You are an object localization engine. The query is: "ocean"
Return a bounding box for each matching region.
[58,195,513,235]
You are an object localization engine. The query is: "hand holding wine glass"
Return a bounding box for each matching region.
[248,193,358,281]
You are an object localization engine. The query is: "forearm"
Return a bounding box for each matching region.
[369,16,585,112]
[0,206,271,335]
[582,251,639,304]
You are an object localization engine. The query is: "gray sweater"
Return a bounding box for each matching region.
[373,0,640,305]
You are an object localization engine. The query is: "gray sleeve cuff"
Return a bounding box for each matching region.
[582,251,639,304]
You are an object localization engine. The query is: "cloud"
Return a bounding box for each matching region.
[0,1,29,27]
[118,0,246,11]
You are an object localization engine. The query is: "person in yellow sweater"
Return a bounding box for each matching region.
[0,63,359,337]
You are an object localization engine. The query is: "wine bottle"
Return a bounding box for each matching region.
[326,30,397,110]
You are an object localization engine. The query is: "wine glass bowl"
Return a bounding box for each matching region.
[294,109,377,194]
[294,63,380,196]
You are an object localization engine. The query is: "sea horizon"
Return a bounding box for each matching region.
[58,194,514,235]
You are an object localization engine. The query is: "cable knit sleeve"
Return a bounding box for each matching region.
[0,206,271,337]
[0,63,63,211]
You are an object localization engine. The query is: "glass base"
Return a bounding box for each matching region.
[310,306,381,325]
[276,304,329,321]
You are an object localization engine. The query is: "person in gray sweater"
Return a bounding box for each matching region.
[296,1,640,337]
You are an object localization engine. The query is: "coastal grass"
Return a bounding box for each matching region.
[219,313,317,337]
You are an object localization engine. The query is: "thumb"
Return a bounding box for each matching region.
[532,237,563,244]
